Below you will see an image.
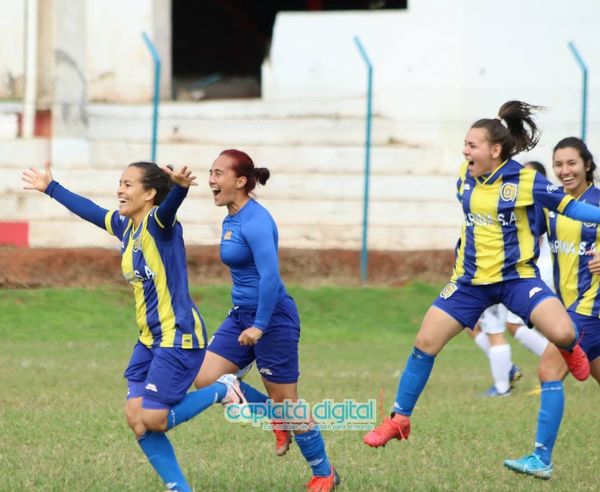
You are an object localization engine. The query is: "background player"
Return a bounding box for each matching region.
[505,137,600,479]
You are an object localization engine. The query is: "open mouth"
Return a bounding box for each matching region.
[211,188,221,197]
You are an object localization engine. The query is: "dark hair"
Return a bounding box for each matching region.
[553,136,596,183]
[219,149,270,194]
[524,160,547,177]
[128,161,173,205]
[471,101,542,161]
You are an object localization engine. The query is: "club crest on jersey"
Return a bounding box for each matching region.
[224,230,233,240]
[132,236,142,252]
[440,282,458,299]
[500,183,518,202]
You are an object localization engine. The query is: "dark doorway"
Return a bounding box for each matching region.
[172,0,408,100]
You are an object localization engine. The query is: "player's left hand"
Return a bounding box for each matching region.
[238,326,264,346]
[588,252,600,275]
[163,165,197,188]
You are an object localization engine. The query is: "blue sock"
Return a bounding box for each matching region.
[239,381,268,403]
[534,381,564,466]
[239,381,271,418]
[137,431,191,492]
[167,382,227,430]
[394,346,435,416]
[295,428,331,477]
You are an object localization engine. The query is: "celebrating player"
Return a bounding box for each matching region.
[22,161,245,492]
[363,101,600,451]
[505,137,600,479]
[468,161,551,397]
[193,149,339,491]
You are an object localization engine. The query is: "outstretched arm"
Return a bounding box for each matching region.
[22,162,109,229]
[562,200,600,224]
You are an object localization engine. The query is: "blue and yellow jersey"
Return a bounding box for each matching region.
[105,208,206,349]
[44,180,206,349]
[546,185,600,317]
[452,159,573,285]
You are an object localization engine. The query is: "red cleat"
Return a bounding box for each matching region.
[559,344,590,381]
[306,466,340,492]
[272,421,292,456]
[363,414,411,448]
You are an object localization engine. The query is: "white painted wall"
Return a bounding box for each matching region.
[263,0,600,169]
[86,0,171,102]
[0,0,25,99]
[2,1,600,252]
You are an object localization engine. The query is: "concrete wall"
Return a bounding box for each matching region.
[0,0,25,99]
[2,1,600,252]
[86,0,171,102]
[263,0,600,168]
[0,0,171,104]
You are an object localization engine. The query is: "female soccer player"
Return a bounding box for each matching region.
[363,101,600,450]
[22,161,245,492]
[193,149,339,491]
[505,137,600,479]
[469,162,551,397]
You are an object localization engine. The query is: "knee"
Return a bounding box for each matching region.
[553,328,575,349]
[506,323,518,337]
[537,358,568,382]
[267,389,297,403]
[414,333,439,355]
[141,412,168,433]
[124,404,147,437]
[488,333,506,346]
[194,372,215,389]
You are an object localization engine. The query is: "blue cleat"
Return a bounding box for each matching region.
[483,385,511,397]
[509,364,523,387]
[504,453,553,480]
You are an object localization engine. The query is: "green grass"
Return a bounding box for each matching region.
[1,284,599,491]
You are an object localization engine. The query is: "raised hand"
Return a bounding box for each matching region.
[22,161,53,192]
[163,165,197,188]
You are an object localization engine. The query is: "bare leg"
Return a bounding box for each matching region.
[194,351,240,388]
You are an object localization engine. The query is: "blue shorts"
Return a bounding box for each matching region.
[568,311,600,362]
[124,342,205,410]
[432,278,556,330]
[207,295,300,384]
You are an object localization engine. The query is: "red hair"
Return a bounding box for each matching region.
[220,149,270,194]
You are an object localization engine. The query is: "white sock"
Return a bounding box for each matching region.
[489,344,511,393]
[514,326,548,357]
[474,332,491,358]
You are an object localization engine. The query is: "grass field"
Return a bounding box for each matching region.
[1,283,599,491]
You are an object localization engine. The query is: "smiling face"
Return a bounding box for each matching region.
[463,127,502,178]
[208,154,248,213]
[117,166,156,226]
[552,146,590,197]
